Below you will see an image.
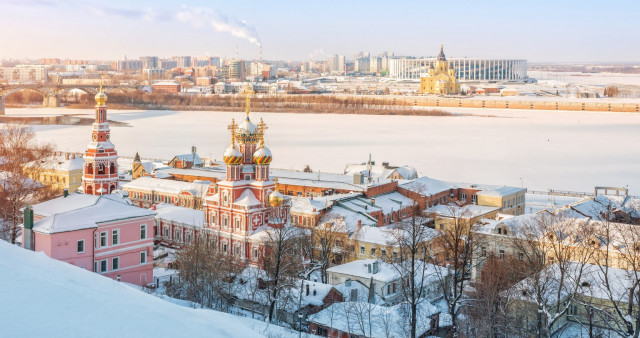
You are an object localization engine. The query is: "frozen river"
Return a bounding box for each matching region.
[6,106,640,194]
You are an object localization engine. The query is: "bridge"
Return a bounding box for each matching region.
[0,84,139,115]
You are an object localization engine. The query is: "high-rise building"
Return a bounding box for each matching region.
[354,57,370,73]
[173,56,192,68]
[159,59,177,70]
[328,55,345,73]
[139,56,159,69]
[228,60,246,81]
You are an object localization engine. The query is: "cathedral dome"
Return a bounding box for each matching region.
[253,146,272,165]
[268,190,284,207]
[95,91,108,106]
[236,118,260,143]
[223,145,243,165]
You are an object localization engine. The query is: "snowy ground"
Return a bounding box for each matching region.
[0,240,311,337]
[528,70,640,87]
[7,106,640,193]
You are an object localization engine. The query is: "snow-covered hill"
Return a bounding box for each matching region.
[0,240,301,337]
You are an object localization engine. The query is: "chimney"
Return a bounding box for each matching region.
[23,206,35,251]
[152,204,156,210]
[357,220,362,229]
[345,278,352,287]
[372,261,379,274]
[63,188,69,197]
[371,198,375,205]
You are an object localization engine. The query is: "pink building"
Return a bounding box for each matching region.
[22,193,156,286]
[20,86,155,286]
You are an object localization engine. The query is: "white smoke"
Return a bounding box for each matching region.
[176,5,261,47]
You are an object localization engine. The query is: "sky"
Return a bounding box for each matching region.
[2,0,639,62]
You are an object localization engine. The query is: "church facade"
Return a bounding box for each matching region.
[204,88,288,265]
[419,45,460,95]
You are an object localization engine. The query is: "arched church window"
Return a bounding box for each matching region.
[97,163,105,175]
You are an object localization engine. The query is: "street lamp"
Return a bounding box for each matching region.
[298,312,304,338]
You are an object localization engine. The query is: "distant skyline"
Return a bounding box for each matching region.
[2,0,639,63]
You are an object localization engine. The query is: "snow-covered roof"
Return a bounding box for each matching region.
[290,196,329,215]
[234,189,262,207]
[510,262,637,307]
[122,177,210,197]
[327,259,400,283]
[0,240,302,338]
[350,224,439,246]
[172,153,204,166]
[28,154,84,172]
[309,300,442,337]
[29,193,156,234]
[476,186,524,197]
[154,203,205,227]
[399,176,458,196]
[152,81,180,86]
[427,203,500,219]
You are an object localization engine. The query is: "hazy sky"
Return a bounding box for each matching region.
[2,0,639,62]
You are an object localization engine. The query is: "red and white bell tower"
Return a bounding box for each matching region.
[81,82,119,195]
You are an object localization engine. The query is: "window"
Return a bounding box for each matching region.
[185,233,191,243]
[94,233,98,248]
[112,229,119,245]
[381,249,387,258]
[100,259,107,273]
[461,193,467,202]
[140,224,147,239]
[140,251,147,264]
[223,216,228,227]
[350,289,358,301]
[568,304,578,316]
[100,232,107,247]
[471,194,477,204]
[370,248,376,257]
[360,246,365,255]
[499,250,505,259]
[222,243,228,253]
[252,247,258,259]
[234,245,241,256]
[163,227,169,238]
[235,218,241,231]
[480,247,487,257]
[518,252,524,261]
[112,257,119,270]
[392,252,398,260]
[77,240,85,253]
[94,261,98,273]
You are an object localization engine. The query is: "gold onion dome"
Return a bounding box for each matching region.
[223,145,243,165]
[269,190,284,207]
[95,91,108,106]
[253,146,272,165]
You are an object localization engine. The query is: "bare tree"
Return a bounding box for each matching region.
[432,203,479,338]
[587,202,640,337]
[464,254,526,337]
[385,198,440,338]
[313,212,348,283]
[167,238,241,311]
[510,213,596,337]
[261,224,307,323]
[0,123,56,243]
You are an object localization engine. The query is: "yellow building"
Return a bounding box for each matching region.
[476,186,526,216]
[27,152,84,193]
[419,45,460,95]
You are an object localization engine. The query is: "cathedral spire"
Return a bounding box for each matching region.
[437,44,446,61]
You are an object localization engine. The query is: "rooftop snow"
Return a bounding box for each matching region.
[122,177,211,197]
[154,203,205,227]
[29,193,156,234]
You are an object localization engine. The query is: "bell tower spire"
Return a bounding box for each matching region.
[81,77,119,195]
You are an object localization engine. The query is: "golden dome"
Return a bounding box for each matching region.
[95,91,108,106]
[269,190,284,207]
